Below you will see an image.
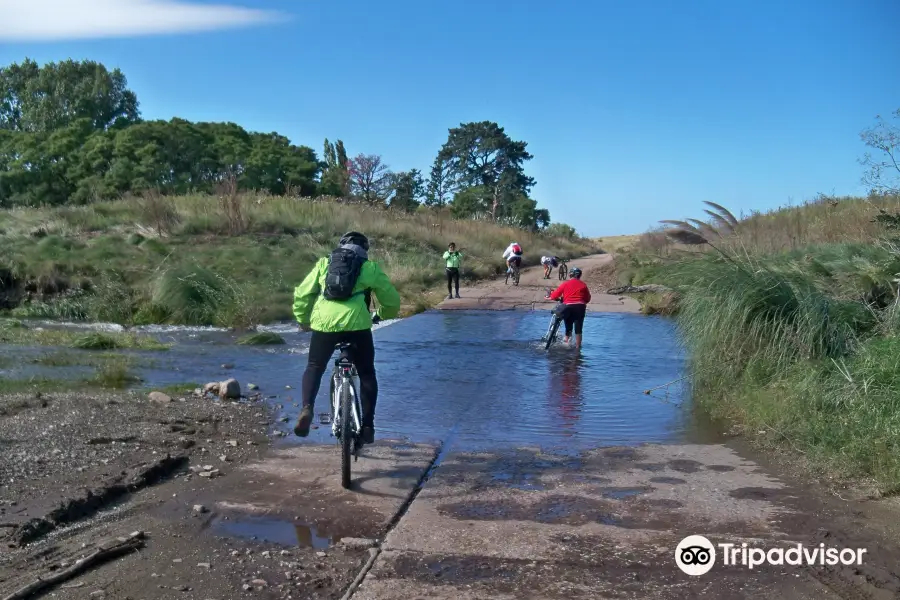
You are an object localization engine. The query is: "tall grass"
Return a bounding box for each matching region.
[0,194,593,326]
[647,198,900,492]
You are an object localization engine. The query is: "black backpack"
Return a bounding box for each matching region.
[322,248,367,301]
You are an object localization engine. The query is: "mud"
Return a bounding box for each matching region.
[0,391,382,599]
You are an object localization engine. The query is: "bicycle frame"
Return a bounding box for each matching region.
[330,346,362,445]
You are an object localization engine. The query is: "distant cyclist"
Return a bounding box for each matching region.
[292,231,401,445]
[502,242,523,274]
[545,267,591,350]
[541,255,560,279]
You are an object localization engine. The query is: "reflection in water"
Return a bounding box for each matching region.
[1,310,700,450]
[548,354,584,437]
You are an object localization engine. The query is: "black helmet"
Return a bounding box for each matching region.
[570,267,582,278]
[340,231,369,250]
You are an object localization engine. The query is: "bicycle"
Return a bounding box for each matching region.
[322,314,381,489]
[558,259,569,280]
[505,258,521,286]
[541,292,565,350]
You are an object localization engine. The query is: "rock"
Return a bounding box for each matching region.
[284,571,293,580]
[178,438,195,449]
[197,562,211,569]
[198,469,220,478]
[339,537,376,549]
[242,584,252,591]
[225,440,238,447]
[219,454,229,462]
[219,378,241,400]
[148,391,172,404]
[248,383,259,390]
[201,465,214,471]
[193,504,208,514]
[222,363,235,369]
[202,382,220,397]
[172,558,183,563]
[278,417,289,423]
[89,591,106,598]
[251,579,268,587]
[315,551,326,558]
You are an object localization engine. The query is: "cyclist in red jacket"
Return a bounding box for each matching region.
[546,267,591,349]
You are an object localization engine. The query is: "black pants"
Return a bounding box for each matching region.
[301,329,377,427]
[446,267,459,295]
[560,303,587,336]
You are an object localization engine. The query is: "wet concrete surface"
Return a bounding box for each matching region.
[353,444,900,599]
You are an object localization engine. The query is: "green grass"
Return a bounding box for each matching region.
[659,239,900,492]
[0,194,594,327]
[236,331,286,345]
[0,325,170,350]
[150,382,201,396]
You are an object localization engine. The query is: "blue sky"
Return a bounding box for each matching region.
[1,0,898,236]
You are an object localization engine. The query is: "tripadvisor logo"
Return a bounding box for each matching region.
[675,535,716,575]
[675,535,868,575]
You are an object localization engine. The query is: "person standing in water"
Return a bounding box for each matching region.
[443,242,462,299]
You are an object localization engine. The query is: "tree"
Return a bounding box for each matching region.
[348,153,393,205]
[320,138,350,196]
[390,169,424,213]
[860,108,900,195]
[0,58,140,133]
[437,121,535,220]
[424,154,455,208]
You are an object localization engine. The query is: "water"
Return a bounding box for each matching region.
[1,310,701,451]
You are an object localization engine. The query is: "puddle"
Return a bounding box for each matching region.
[212,515,336,549]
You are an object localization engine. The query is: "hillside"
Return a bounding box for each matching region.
[0,194,593,326]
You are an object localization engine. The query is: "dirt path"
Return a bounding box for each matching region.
[436,253,641,313]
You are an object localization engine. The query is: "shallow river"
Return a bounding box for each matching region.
[3,309,709,451]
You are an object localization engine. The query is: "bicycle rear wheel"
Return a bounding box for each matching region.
[559,264,567,280]
[339,378,353,489]
[514,267,520,286]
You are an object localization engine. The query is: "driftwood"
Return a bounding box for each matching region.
[606,284,673,295]
[2,531,146,600]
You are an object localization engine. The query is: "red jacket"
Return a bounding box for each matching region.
[549,278,592,305]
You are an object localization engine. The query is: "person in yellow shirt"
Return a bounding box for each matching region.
[443,242,462,299]
[291,232,401,444]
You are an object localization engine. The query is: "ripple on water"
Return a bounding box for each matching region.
[2,311,698,451]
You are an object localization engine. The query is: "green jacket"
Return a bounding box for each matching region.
[292,257,401,332]
[443,250,462,269]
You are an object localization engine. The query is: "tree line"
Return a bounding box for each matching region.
[0,58,557,232]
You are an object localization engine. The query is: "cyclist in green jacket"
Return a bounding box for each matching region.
[443,242,462,299]
[292,232,401,444]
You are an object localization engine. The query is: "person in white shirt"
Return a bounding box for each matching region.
[541,255,559,279]
[502,242,523,273]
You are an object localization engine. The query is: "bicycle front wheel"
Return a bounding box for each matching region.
[545,315,561,350]
[514,268,520,286]
[340,378,353,489]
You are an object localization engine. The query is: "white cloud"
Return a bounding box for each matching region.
[0,0,284,41]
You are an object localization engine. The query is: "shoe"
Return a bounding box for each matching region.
[455,293,460,299]
[448,294,453,300]
[361,426,375,445]
[294,406,313,437]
